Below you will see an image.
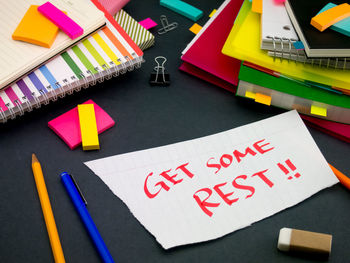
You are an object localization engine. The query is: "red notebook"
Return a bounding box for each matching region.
[180,0,243,89]
[91,0,143,57]
[301,115,350,143]
[179,62,236,92]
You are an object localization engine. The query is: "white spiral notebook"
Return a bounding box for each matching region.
[0,15,143,123]
[261,0,350,69]
[0,0,106,90]
[261,0,298,52]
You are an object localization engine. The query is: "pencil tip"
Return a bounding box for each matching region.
[32,153,39,164]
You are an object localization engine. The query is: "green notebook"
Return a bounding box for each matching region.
[238,64,350,109]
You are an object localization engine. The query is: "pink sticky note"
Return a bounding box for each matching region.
[38,2,83,39]
[139,18,158,30]
[48,100,115,149]
[273,0,285,3]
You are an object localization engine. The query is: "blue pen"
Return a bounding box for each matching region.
[60,172,115,263]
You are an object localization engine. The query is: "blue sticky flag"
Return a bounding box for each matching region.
[293,41,305,50]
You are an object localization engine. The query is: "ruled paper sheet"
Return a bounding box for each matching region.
[85,111,338,249]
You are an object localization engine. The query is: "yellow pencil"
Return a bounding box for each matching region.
[32,154,65,263]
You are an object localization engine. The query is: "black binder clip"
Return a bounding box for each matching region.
[149,56,170,86]
[158,15,178,35]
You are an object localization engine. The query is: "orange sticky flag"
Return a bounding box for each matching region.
[311,3,350,32]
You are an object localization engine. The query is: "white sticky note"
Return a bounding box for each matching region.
[85,111,338,249]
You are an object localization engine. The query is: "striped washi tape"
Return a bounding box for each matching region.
[114,9,155,51]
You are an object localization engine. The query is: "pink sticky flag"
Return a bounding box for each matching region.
[48,100,115,149]
[139,18,158,30]
[38,2,84,39]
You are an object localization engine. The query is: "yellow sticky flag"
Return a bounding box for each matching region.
[311,105,327,117]
[245,91,256,99]
[209,9,217,17]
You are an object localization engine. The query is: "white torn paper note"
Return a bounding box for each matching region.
[85,111,338,249]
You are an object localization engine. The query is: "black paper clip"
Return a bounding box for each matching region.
[149,56,170,86]
[157,15,178,35]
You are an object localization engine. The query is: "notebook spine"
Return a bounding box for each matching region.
[0,56,143,123]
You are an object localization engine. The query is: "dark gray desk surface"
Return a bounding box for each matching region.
[1,1,349,262]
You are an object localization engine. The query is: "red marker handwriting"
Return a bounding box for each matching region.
[206,139,274,175]
[144,162,195,198]
[193,169,273,217]
[277,159,301,180]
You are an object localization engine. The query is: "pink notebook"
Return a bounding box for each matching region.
[180,0,243,87]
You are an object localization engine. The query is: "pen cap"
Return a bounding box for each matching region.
[60,172,86,207]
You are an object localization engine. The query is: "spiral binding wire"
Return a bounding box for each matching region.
[0,108,6,122]
[86,70,97,87]
[119,58,127,74]
[102,64,112,80]
[50,84,58,101]
[0,55,143,123]
[32,91,41,109]
[7,104,16,120]
[96,66,104,83]
[66,77,75,95]
[24,99,33,112]
[40,89,50,105]
[109,61,120,77]
[266,36,350,69]
[77,72,86,90]
[58,81,66,98]
[14,100,24,116]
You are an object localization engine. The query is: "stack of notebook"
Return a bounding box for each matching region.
[261,0,350,68]
[0,0,146,123]
[180,0,350,143]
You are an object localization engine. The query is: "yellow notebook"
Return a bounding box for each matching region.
[12,5,65,48]
[222,0,350,90]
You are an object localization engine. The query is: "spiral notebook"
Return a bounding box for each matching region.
[0,2,143,123]
[261,0,350,69]
[0,0,106,90]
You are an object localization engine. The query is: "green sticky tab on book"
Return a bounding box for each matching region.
[311,105,327,117]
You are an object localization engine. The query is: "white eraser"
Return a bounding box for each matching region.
[277,227,292,251]
[277,227,332,258]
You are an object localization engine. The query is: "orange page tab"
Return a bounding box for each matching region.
[12,5,65,48]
